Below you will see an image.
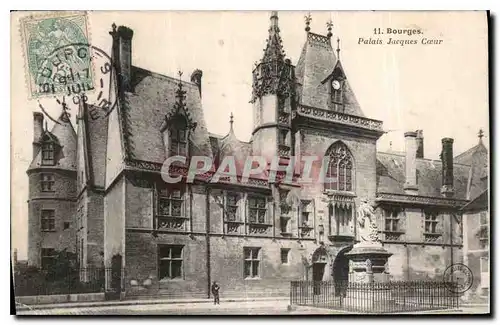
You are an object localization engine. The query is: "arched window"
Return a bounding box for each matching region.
[325,142,354,192]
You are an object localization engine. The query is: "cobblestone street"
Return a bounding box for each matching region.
[17,300,323,315]
[16,300,489,316]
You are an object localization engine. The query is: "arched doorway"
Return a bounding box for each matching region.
[311,246,329,295]
[332,246,352,296]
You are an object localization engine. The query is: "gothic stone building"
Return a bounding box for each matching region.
[27,12,488,298]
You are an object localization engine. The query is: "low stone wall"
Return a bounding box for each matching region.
[16,292,105,305]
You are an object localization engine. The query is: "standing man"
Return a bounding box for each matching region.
[211,281,220,305]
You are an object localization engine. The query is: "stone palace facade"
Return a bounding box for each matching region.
[26,12,489,299]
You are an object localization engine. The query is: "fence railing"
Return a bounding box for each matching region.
[290,281,460,313]
[14,267,107,297]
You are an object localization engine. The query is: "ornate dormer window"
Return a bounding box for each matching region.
[326,39,347,113]
[330,77,344,112]
[169,116,188,157]
[42,142,55,165]
[161,71,197,159]
[39,131,59,166]
[325,141,354,192]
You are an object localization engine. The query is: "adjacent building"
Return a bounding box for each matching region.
[459,134,489,301]
[26,12,489,299]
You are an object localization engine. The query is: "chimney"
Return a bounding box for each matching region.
[416,130,424,159]
[33,112,44,159]
[441,137,454,197]
[109,24,134,93]
[13,248,18,266]
[404,131,418,195]
[190,69,203,97]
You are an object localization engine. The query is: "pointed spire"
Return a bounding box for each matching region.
[175,70,187,109]
[304,12,312,32]
[336,37,341,60]
[54,96,71,123]
[229,112,234,132]
[163,70,197,131]
[251,11,295,103]
[270,11,278,28]
[478,129,484,143]
[261,11,285,63]
[326,20,333,38]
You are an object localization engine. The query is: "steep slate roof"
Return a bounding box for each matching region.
[209,117,252,176]
[29,110,77,171]
[122,67,213,163]
[295,32,364,117]
[461,189,488,212]
[454,138,488,201]
[208,133,222,165]
[84,105,109,188]
[376,152,474,200]
[323,60,365,117]
[454,141,488,165]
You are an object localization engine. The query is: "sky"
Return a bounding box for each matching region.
[11,11,489,259]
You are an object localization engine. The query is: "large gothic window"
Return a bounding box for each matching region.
[325,142,354,192]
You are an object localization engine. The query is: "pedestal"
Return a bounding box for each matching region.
[343,241,394,311]
[345,241,392,282]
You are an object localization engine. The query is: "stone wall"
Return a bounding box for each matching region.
[27,170,76,267]
[104,177,125,268]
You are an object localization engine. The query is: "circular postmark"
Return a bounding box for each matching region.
[36,43,118,124]
[443,263,473,294]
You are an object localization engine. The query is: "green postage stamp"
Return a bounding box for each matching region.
[20,11,93,98]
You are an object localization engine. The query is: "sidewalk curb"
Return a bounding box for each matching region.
[16,297,290,312]
[460,303,489,308]
[290,305,464,315]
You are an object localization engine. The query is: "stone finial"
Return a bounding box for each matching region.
[478,129,484,143]
[110,22,117,35]
[304,12,312,32]
[326,20,333,38]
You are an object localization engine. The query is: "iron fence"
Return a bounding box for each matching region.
[14,267,106,297]
[290,280,460,313]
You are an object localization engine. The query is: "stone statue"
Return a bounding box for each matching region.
[357,199,379,243]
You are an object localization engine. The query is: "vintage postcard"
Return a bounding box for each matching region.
[11,11,489,315]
